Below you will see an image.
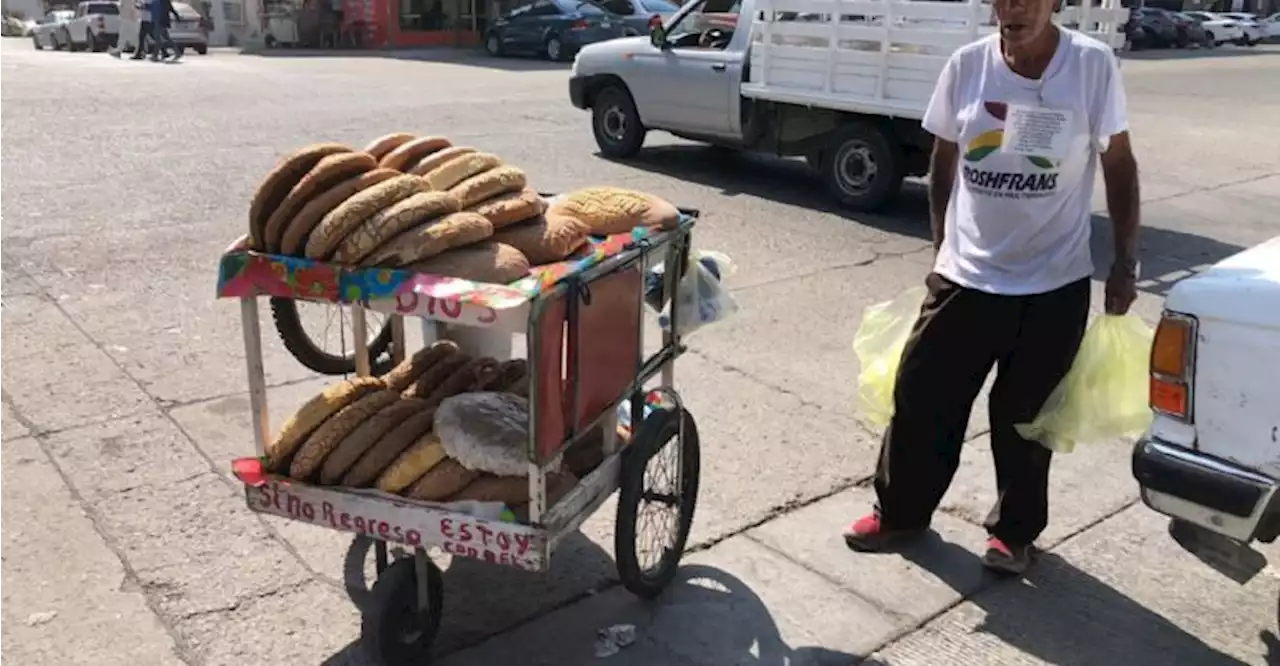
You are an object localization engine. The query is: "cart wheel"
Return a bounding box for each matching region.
[615,406,701,599]
[361,555,444,666]
[270,298,396,376]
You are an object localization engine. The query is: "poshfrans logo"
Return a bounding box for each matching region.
[960,101,1059,198]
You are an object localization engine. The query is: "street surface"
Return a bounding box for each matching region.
[3,37,1280,666]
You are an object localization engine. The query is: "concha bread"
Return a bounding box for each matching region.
[304,174,428,260]
[378,434,450,493]
[547,186,680,235]
[263,151,378,253]
[448,165,527,209]
[424,152,503,192]
[405,458,478,501]
[465,187,546,229]
[342,409,438,488]
[249,143,350,249]
[319,398,431,485]
[289,391,400,480]
[405,242,531,285]
[379,136,451,172]
[362,212,494,267]
[410,146,477,176]
[363,133,417,161]
[330,191,461,265]
[280,168,401,257]
[380,340,460,393]
[489,214,589,265]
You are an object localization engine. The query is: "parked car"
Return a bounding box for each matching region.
[1132,236,1280,592]
[1128,7,1179,48]
[1264,12,1280,41]
[63,0,120,51]
[1183,11,1247,45]
[1170,11,1211,48]
[119,0,208,55]
[484,0,626,61]
[30,9,74,49]
[1219,12,1265,44]
[594,0,680,35]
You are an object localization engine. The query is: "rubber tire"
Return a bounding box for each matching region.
[270,297,396,376]
[32,34,42,49]
[819,121,904,212]
[615,406,701,600]
[195,44,207,54]
[544,34,566,61]
[592,85,646,158]
[361,557,444,666]
[484,31,503,56]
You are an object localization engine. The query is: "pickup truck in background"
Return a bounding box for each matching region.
[1132,236,1280,598]
[568,0,1128,211]
[64,0,120,51]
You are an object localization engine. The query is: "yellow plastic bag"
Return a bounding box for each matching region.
[853,286,927,428]
[1016,314,1154,453]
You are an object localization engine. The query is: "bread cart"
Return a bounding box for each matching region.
[218,210,703,665]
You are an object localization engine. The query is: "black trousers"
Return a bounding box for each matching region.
[133,21,153,57]
[873,273,1090,547]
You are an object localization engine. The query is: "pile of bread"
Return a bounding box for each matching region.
[263,340,580,519]
[246,133,682,285]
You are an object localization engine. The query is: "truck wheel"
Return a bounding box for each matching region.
[592,86,646,158]
[820,122,904,212]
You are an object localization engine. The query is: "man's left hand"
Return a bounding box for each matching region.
[1105,263,1137,315]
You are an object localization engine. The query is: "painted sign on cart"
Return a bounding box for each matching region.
[244,478,546,571]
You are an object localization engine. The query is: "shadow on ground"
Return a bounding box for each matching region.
[895,531,1254,666]
[319,535,856,665]
[239,45,572,72]
[611,144,1246,297]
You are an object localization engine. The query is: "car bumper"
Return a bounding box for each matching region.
[1132,435,1280,542]
[569,75,588,109]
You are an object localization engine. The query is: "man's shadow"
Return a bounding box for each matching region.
[321,535,858,665]
[897,531,1257,666]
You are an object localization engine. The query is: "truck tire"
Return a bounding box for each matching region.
[592,86,646,159]
[819,121,904,212]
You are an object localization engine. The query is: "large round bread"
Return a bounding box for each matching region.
[363,133,417,161]
[380,340,460,393]
[249,143,350,250]
[280,168,400,257]
[289,391,400,480]
[422,357,496,408]
[331,191,461,265]
[405,352,472,399]
[319,397,430,485]
[377,433,449,493]
[452,470,577,505]
[342,410,437,488]
[465,187,546,229]
[547,186,681,235]
[494,359,528,393]
[448,166,528,209]
[265,377,385,472]
[511,471,579,522]
[489,214,589,265]
[423,152,503,192]
[304,175,428,260]
[264,151,378,253]
[379,136,452,172]
[405,242,531,285]
[409,146,477,176]
[363,212,494,268]
[405,458,478,501]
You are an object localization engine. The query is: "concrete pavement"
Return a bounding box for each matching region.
[3,37,1280,665]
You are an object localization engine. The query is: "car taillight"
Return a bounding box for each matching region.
[570,18,589,29]
[648,14,662,28]
[1150,312,1196,422]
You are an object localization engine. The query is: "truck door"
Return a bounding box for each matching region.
[628,0,741,136]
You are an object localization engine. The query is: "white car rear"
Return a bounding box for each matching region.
[1183,11,1247,44]
[119,0,207,55]
[1220,12,1265,44]
[65,0,121,51]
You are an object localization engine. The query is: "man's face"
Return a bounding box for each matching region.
[993,0,1057,46]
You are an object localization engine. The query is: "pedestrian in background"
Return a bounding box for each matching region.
[149,0,181,61]
[131,0,154,60]
[842,0,1141,575]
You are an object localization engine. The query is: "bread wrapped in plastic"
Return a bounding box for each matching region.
[435,392,557,476]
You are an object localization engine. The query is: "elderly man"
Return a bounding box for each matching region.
[842,0,1141,575]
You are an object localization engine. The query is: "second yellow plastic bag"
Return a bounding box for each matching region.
[1015,314,1154,453]
[853,286,927,428]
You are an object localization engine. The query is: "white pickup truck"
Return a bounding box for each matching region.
[568,0,1127,210]
[1132,236,1280,590]
[64,0,121,52]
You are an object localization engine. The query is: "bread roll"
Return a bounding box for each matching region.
[405,458,477,501]
[465,187,546,229]
[304,174,428,260]
[548,186,680,235]
[405,242,531,285]
[489,214,590,265]
[289,391,400,481]
[320,398,431,485]
[448,166,527,208]
[379,136,451,172]
[363,133,417,161]
[342,410,437,488]
[266,377,385,472]
[264,151,378,253]
[424,153,503,192]
[409,146,477,176]
[279,168,400,257]
[377,433,449,493]
[249,143,350,249]
[380,340,460,393]
[331,191,461,265]
[362,212,494,267]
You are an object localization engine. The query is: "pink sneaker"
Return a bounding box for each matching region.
[842,514,923,552]
[981,537,1036,575]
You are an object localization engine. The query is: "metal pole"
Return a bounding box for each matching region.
[241,298,270,457]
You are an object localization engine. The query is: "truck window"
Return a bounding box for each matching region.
[88,3,120,13]
[597,0,635,15]
[663,0,739,49]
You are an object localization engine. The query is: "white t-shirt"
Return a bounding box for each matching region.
[922,28,1128,296]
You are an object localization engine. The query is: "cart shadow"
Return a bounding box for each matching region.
[606,144,1246,299]
[897,531,1253,666]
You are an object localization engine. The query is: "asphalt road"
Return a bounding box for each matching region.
[3,37,1280,666]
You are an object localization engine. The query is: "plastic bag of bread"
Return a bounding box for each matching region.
[655,249,739,337]
[547,186,680,235]
[434,392,558,476]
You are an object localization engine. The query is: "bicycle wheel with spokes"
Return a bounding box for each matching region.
[615,405,701,599]
[270,298,395,376]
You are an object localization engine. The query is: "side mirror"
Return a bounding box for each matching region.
[650,25,666,47]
